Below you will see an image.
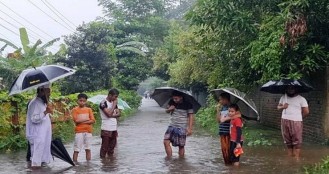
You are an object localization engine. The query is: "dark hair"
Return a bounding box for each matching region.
[220,92,230,101]
[37,88,43,94]
[172,90,183,97]
[229,104,240,111]
[108,88,120,96]
[78,93,88,99]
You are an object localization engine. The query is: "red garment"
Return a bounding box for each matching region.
[230,118,243,142]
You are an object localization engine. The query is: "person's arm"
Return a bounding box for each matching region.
[301,98,309,118]
[72,108,79,124]
[114,108,121,117]
[235,119,242,148]
[82,108,95,125]
[216,106,222,123]
[166,105,175,113]
[100,100,118,118]
[236,127,242,149]
[30,101,51,124]
[277,103,289,110]
[277,96,288,110]
[187,113,194,136]
[302,107,309,117]
[166,100,175,113]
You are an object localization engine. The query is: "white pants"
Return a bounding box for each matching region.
[74,133,92,152]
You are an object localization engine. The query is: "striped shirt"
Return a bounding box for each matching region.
[219,105,230,135]
[168,99,194,129]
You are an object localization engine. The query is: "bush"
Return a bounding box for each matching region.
[0,88,141,151]
[195,96,218,135]
[304,156,329,174]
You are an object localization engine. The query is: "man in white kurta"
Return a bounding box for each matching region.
[26,85,53,168]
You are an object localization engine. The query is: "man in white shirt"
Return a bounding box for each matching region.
[99,88,120,158]
[26,84,53,169]
[277,85,309,159]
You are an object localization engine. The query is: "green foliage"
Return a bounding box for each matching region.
[182,0,329,87]
[57,22,117,94]
[0,87,141,151]
[0,134,27,152]
[243,125,280,146]
[52,121,75,143]
[195,96,218,134]
[304,156,329,174]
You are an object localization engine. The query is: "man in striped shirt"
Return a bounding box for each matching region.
[164,91,194,158]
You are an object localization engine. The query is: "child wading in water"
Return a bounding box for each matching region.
[217,92,231,164]
[72,93,95,162]
[228,104,243,166]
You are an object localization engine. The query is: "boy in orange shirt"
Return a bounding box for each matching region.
[72,93,95,162]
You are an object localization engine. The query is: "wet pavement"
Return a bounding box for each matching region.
[1,99,329,173]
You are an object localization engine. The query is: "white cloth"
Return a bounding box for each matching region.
[100,99,117,131]
[74,133,92,151]
[26,97,53,167]
[279,95,308,121]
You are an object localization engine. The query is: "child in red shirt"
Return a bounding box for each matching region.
[229,104,243,166]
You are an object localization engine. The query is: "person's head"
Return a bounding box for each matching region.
[172,90,183,103]
[285,86,297,97]
[107,88,119,101]
[229,104,240,117]
[77,93,88,107]
[219,92,230,105]
[37,84,51,103]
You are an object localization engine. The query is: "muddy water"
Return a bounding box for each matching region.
[1,99,329,173]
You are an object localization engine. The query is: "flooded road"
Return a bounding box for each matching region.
[1,99,329,173]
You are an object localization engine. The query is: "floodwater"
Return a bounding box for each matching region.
[1,99,329,173]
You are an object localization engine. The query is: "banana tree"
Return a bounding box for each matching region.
[0,27,60,72]
[0,28,60,134]
[110,41,148,66]
[115,41,148,57]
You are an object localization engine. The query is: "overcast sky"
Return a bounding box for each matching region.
[0,0,103,54]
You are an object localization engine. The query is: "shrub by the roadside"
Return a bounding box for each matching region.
[0,88,141,151]
[304,156,329,174]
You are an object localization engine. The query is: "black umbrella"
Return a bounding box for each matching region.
[51,138,75,166]
[9,65,75,95]
[212,88,259,120]
[152,87,201,113]
[260,79,313,94]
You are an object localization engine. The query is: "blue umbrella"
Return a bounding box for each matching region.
[88,95,131,110]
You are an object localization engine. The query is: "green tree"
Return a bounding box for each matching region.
[58,21,149,93]
[186,0,329,88]
[57,22,119,94]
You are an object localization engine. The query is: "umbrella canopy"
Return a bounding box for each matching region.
[8,65,75,95]
[151,87,201,113]
[260,79,313,94]
[212,88,259,120]
[51,138,75,166]
[88,94,131,110]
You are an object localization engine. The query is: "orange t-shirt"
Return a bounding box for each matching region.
[72,106,95,133]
